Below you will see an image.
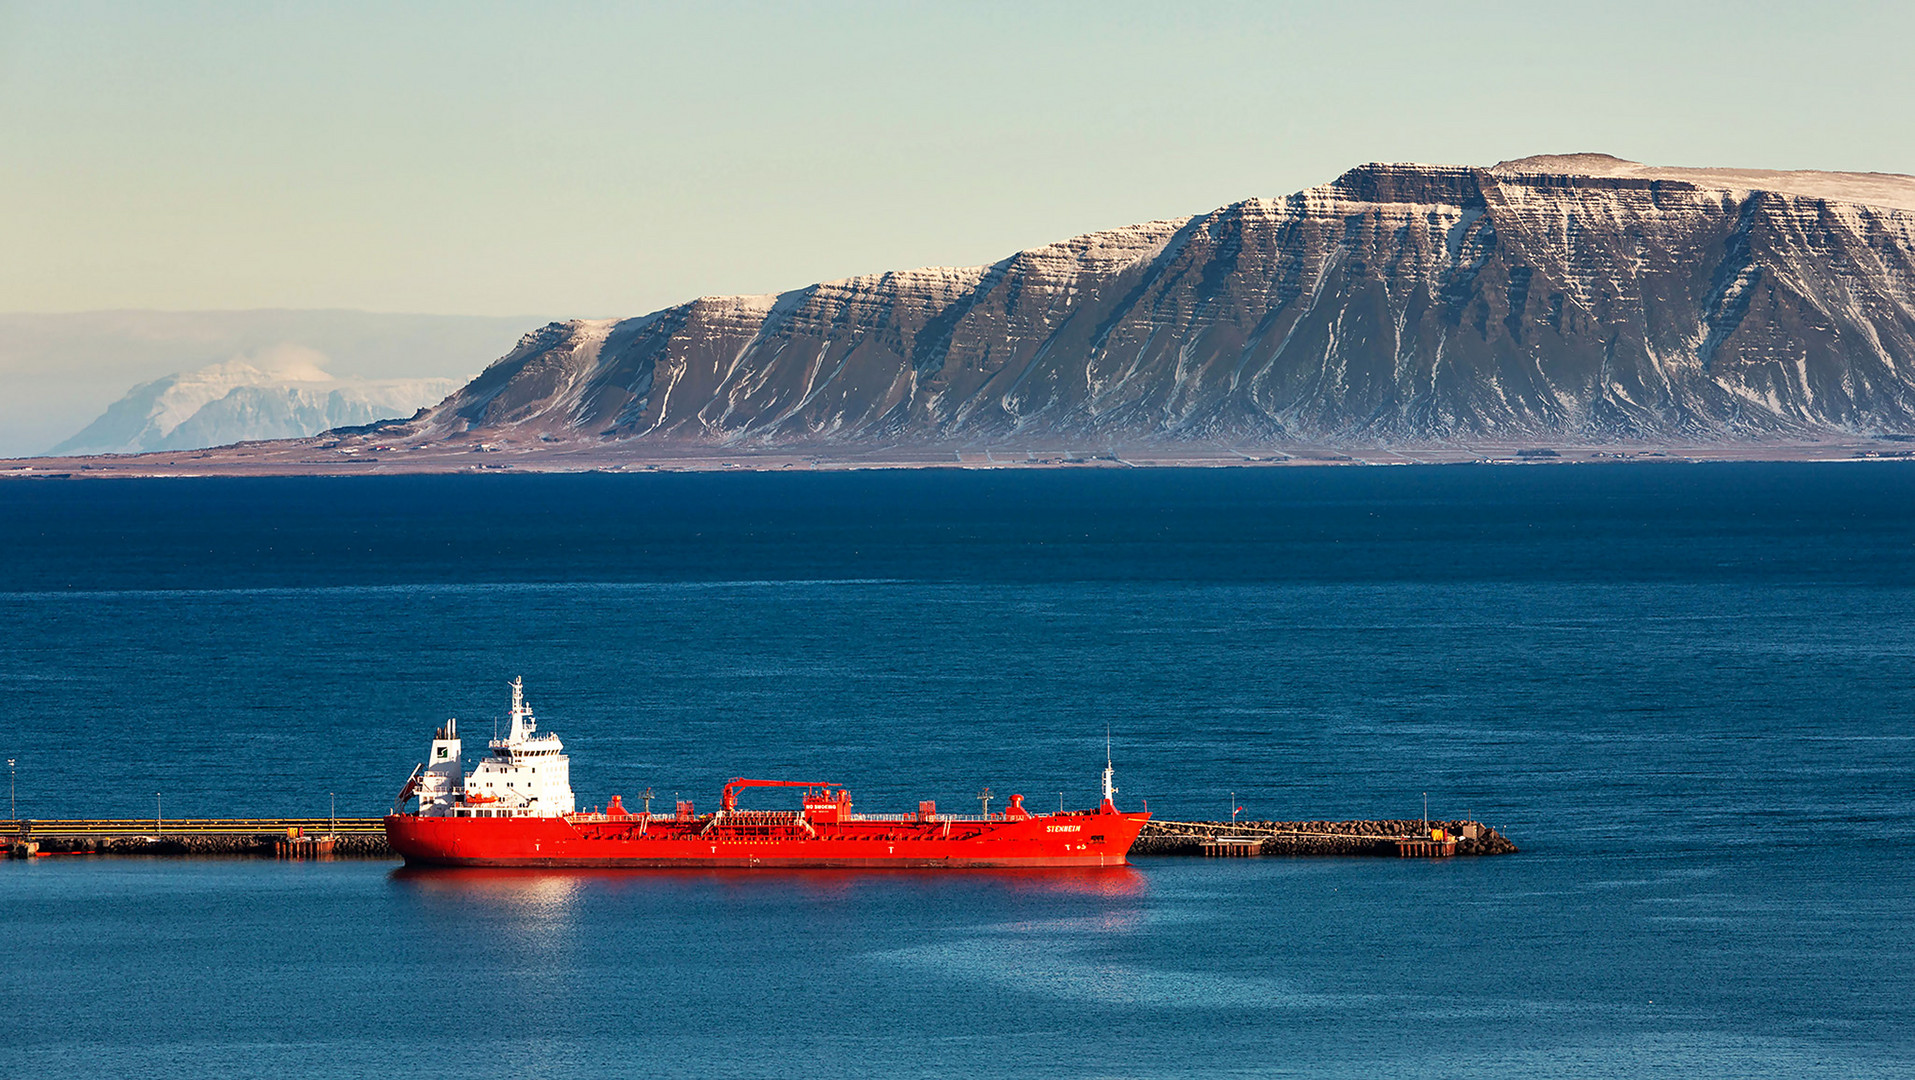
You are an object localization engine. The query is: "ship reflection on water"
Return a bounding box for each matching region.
[387,863,1147,902]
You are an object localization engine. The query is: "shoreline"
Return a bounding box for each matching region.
[5,423,1915,481]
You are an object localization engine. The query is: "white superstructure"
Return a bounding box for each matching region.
[409,677,575,818]
[411,718,463,815]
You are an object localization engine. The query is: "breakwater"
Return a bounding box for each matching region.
[13,833,395,858]
[5,818,395,859]
[1133,819,1518,857]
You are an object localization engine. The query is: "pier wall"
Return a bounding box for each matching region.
[3,818,395,859]
[1132,819,1518,857]
[15,833,394,857]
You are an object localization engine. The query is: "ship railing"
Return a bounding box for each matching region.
[551,811,1069,825]
[549,811,1052,826]
[842,813,1020,823]
[564,810,807,824]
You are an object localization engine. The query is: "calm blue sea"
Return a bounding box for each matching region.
[2,465,1912,1078]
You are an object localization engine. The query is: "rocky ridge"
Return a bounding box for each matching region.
[52,155,1915,462]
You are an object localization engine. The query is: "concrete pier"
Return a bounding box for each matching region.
[3,818,393,858]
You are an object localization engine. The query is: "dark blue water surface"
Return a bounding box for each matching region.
[3,465,1913,1078]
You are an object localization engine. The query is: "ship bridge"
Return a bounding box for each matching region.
[403,677,575,818]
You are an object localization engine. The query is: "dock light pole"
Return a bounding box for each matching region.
[330,793,337,837]
[8,759,14,822]
[156,792,162,837]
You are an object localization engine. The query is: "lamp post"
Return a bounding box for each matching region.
[7,759,14,823]
[156,792,162,837]
[330,792,337,837]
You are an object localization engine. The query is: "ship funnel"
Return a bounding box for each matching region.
[415,718,463,816]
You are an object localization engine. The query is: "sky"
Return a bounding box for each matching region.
[4,0,1914,321]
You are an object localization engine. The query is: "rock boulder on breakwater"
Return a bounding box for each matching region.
[1131,819,1517,857]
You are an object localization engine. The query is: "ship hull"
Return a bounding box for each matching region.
[384,810,1150,869]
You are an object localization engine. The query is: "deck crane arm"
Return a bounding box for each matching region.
[719,778,840,812]
[390,764,424,814]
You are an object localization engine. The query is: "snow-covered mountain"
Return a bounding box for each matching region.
[49,347,462,455]
[0,310,533,459]
[388,154,1915,451]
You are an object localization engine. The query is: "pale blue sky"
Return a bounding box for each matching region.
[4,0,1911,318]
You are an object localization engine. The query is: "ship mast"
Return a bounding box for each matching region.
[506,676,535,744]
[1101,727,1117,810]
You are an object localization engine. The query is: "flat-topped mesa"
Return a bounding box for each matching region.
[1318,162,1488,207]
[1492,153,1915,212]
[348,154,1915,454]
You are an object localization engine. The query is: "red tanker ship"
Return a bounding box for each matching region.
[384,679,1149,868]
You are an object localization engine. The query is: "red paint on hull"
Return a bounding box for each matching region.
[385,807,1150,869]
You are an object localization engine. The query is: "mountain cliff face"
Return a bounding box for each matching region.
[405,155,1915,449]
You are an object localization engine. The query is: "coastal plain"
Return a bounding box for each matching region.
[8,435,1913,479]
